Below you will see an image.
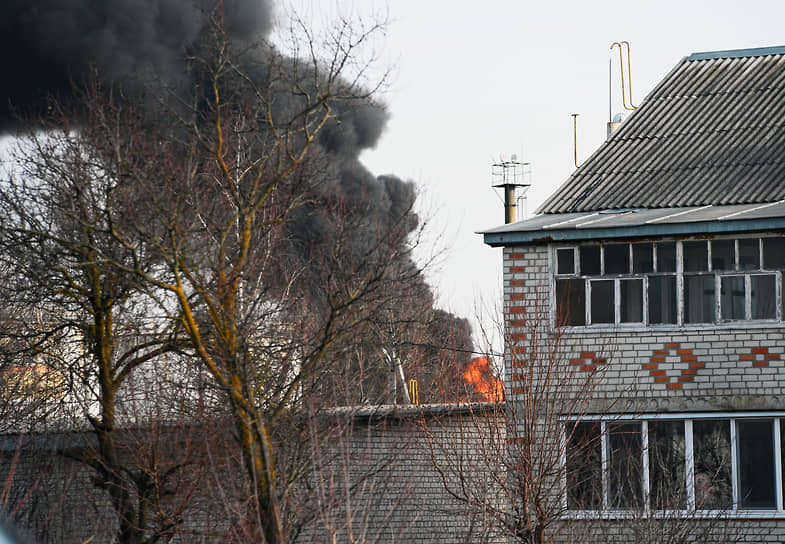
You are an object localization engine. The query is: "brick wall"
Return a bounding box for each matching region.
[501,242,785,542]
[502,243,785,413]
[2,406,506,544]
[303,404,507,544]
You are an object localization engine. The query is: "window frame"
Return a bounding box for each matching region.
[562,412,785,518]
[552,236,784,328]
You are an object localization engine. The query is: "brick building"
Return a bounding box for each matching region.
[483,46,785,540]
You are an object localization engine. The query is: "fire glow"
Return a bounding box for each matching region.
[463,357,504,402]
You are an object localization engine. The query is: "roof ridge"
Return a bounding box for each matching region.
[687,45,785,61]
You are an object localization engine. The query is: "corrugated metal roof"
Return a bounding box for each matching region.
[482,201,785,246]
[537,46,785,214]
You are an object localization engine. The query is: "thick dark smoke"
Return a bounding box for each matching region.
[1,0,272,131]
[1,0,475,400]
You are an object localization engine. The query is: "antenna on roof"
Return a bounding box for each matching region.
[611,41,637,111]
[607,41,636,138]
[492,155,531,224]
[572,113,580,168]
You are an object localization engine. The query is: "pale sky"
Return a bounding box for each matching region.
[288,0,785,350]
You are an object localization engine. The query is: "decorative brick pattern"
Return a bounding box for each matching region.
[569,350,608,373]
[741,346,782,367]
[642,343,703,389]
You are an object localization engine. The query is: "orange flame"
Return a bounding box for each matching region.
[462,357,504,402]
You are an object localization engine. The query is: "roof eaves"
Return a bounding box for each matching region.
[482,216,785,247]
[686,46,785,62]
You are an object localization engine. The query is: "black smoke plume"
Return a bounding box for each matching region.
[1,0,474,402]
[1,0,273,131]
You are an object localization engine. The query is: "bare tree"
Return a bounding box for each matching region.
[0,3,478,541]
[0,93,207,542]
[27,8,432,543]
[422,293,612,544]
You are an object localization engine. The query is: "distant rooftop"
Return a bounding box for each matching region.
[536,45,785,215]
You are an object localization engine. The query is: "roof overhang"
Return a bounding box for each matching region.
[481,202,785,247]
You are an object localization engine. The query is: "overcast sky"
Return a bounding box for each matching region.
[289,0,785,350]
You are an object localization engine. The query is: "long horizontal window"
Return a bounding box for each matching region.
[554,237,784,327]
[565,415,785,513]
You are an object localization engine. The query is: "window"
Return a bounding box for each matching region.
[620,279,643,322]
[604,244,630,275]
[557,248,575,275]
[683,241,708,272]
[720,276,745,321]
[554,236,784,327]
[556,278,585,326]
[712,240,734,271]
[590,280,614,324]
[737,420,776,508]
[607,423,643,507]
[565,415,785,514]
[566,422,602,509]
[649,420,686,509]
[752,275,776,319]
[632,243,653,273]
[739,239,760,270]
[580,245,601,275]
[684,274,714,323]
[648,275,677,324]
[692,420,732,509]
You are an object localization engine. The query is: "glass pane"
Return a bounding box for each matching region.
[752,275,776,320]
[608,423,642,508]
[556,279,585,326]
[720,276,745,321]
[580,245,601,276]
[684,274,715,323]
[711,240,735,271]
[620,279,643,322]
[591,280,614,324]
[649,421,686,509]
[566,422,602,510]
[632,243,653,273]
[557,248,575,275]
[739,239,760,270]
[683,241,708,272]
[604,244,630,275]
[738,420,776,509]
[656,242,676,273]
[693,420,732,509]
[763,238,785,269]
[648,276,677,324]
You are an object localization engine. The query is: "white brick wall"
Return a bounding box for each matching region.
[502,242,785,542]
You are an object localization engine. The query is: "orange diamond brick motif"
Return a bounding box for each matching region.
[644,343,703,390]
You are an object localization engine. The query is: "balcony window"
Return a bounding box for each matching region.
[554,236,783,327]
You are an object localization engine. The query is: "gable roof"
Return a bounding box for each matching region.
[537,45,785,214]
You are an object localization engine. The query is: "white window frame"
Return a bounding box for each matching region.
[553,236,784,329]
[562,412,785,519]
